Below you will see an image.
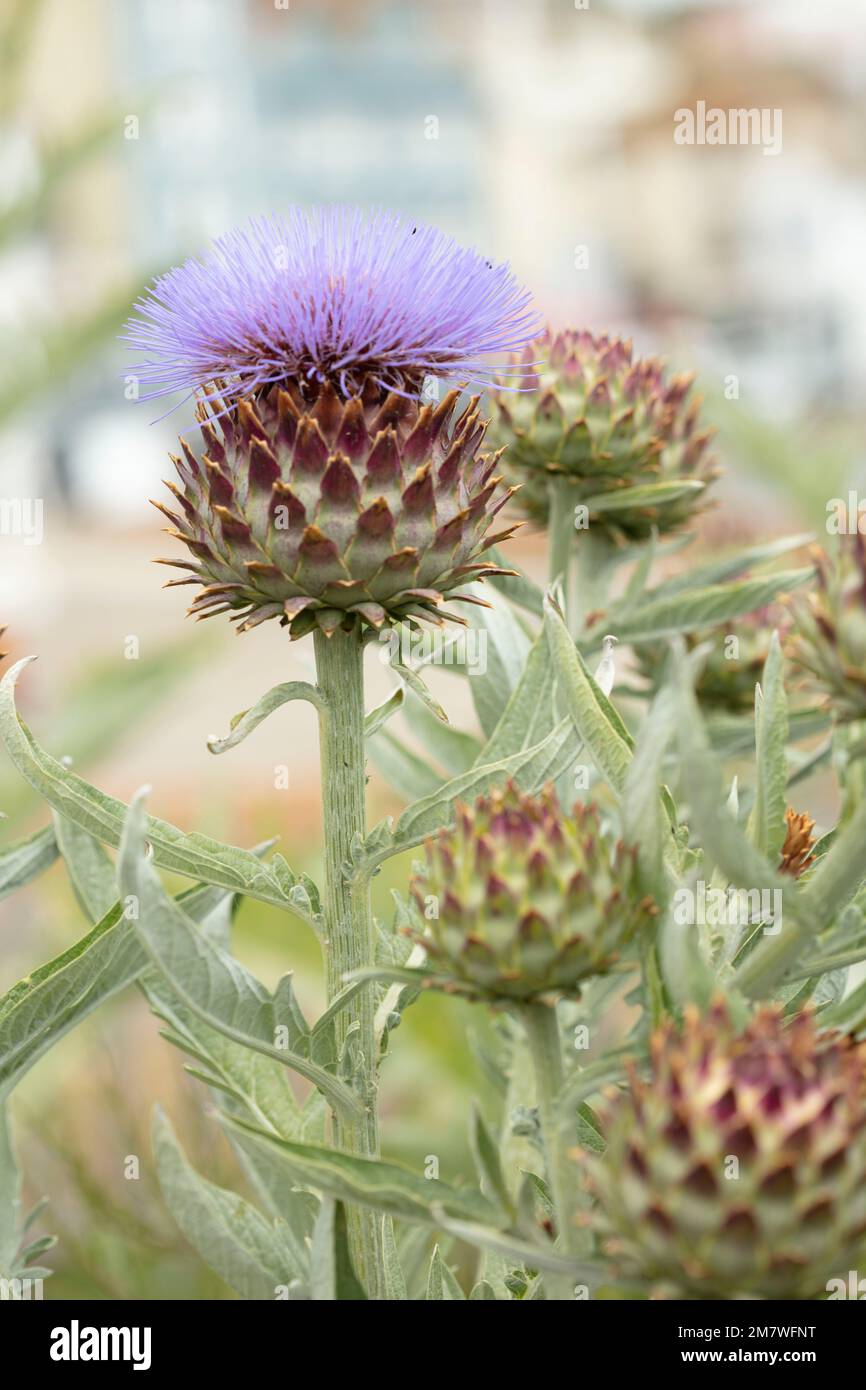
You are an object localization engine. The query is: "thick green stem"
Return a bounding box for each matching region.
[519,1001,575,1299]
[313,627,383,1298]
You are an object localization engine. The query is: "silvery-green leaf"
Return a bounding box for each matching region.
[606,568,813,645]
[425,1244,464,1300]
[0,658,316,920]
[645,533,814,600]
[462,585,532,738]
[469,1279,498,1300]
[469,1104,512,1218]
[476,631,557,765]
[0,824,57,901]
[400,693,481,776]
[746,634,788,862]
[706,707,829,759]
[429,1208,602,1281]
[360,719,573,874]
[486,549,544,617]
[0,879,229,1098]
[657,882,717,1010]
[622,677,681,897]
[206,680,325,755]
[582,479,705,514]
[544,595,631,795]
[0,1104,22,1271]
[218,1113,500,1228]
[310,1198,367,1301]
[388,661,448,724]
[51,811,115,921]
[381,1215,407,1301]
[153,1108,300,1299]
[118,790,363,1121]
[367,730,443,801]
[820,976,866,1034]
[363,686,403,739]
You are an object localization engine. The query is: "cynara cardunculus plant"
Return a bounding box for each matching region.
[124,206,540,1293]
[5,202,866,1313]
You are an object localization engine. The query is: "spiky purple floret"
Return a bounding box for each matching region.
[123,207,542,405]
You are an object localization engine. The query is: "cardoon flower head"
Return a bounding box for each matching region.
[124,207,541,405]
[129,208,542,638]
[487,327,717,541]
[408,782,656,1002]
[583,1003,866,1299]
[786,535,866,721]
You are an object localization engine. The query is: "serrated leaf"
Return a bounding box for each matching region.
[153,1108,300,1299]
[0,658,315,920]
[117,791,363,1120]
[0,878,230,1098]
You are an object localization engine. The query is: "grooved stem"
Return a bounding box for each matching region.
[314,626,383,1298]
[519,1000,576,1300]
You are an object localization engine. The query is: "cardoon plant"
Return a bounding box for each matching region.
[5,203,866,1307]
[126,206,540,1290]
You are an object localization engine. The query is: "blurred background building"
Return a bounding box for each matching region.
[1,0,865,1296]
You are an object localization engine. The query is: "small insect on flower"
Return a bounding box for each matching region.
[130,208,542,639]
[123,206,542,406]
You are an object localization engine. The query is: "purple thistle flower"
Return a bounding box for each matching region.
[123,206,542,406]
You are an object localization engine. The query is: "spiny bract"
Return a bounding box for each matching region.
[786,535,866,721]
[154,381,519,638]
[584,1004,866,1299]
[408,782,656,1001]
[488,327,717,540]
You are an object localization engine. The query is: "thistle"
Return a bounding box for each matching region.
[585,1004,866,1299]
[121,207,540,1296]
[126,208,540,640]
[786,536,866,721]
[409,782,656,1002]
[487,328,717,542]
[152,381,519,639]
[124,207,540,406]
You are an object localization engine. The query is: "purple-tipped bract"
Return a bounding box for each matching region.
[124,207,541,405]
